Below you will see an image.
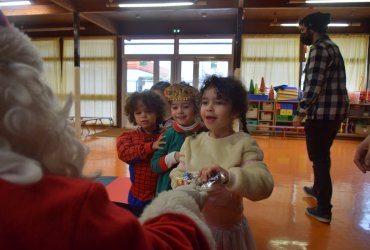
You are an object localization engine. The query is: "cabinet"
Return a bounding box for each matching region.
[246,101,370,138]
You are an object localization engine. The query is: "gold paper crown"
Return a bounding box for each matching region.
[163,83,199,101]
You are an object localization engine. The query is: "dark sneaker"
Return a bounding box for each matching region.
[303,186,317,201]
[305,207,331,224]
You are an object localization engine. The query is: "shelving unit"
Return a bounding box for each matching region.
[338,103,370,138]
[247,100,274,133]
[246,100,369,138]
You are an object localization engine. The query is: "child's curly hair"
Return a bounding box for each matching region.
[200,75,249,133]
[124,90,165,126]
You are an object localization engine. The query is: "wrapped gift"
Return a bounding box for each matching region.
[176,171,226,191]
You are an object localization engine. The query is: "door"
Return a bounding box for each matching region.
[179,58,231,89]
[125,59,172,93]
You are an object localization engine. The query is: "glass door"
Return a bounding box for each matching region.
[125,60,172,93]
[179,59,231,89]
[198,60,229,88]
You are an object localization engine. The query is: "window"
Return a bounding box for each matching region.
[179,38,233,55]
[32,39,62,102]
[331,34,369,92]
[124,39,174,54]
[63,38,117,124]
[241,35,300,90]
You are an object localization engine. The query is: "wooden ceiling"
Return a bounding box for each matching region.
[2,0,370,37]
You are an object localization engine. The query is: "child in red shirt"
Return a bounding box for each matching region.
[117,91,166,209]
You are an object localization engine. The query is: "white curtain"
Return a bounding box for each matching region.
[32,39,63,101]
[330,34,369,92]
[63,38,117,125]
[241,35,300,90]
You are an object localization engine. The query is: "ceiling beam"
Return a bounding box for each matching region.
[2,4,68,16]
[50,0,118,35]
[49,0,75,11]
[80,13,118,35]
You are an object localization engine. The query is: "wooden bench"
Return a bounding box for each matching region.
[69,116,114,134]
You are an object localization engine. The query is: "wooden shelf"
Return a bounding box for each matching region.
[348,116,370,119]
[337,133,367,138]
[246,100,369,139]
[276,120,292,123]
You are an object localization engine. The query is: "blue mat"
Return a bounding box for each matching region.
[95,176,117,186]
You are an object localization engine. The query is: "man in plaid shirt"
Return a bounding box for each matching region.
[293,12,349,224]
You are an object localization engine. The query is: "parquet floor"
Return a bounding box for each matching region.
[82,131,370,250]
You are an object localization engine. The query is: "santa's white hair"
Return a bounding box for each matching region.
[0,14,89,184]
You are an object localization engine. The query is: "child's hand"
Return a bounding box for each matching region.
[198,165,229,184]
[152,134,166,150]
[174,152,183,162]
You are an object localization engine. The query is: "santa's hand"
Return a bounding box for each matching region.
[174,184,208,209]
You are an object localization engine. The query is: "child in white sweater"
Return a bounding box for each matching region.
[170,75,274,250]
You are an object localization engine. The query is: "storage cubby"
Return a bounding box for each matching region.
[338,103,370,138]
[246,100,368,138]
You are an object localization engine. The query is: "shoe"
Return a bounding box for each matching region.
[305,207,331,224]
[303,186,317,201]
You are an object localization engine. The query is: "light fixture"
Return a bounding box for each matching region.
[280,23,299,27]
[306,0,370,3]
[117,1,194,8]
[280,22,352,27]
[328,23,350,27]
[0,1,31,7]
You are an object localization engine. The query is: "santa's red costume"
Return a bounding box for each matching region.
[0,10,214,250]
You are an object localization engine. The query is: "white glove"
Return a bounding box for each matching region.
[174,184,208,209]
[139,189,216,250]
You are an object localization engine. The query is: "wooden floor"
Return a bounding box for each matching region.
[82,131,370,250]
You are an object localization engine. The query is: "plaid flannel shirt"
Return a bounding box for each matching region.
[117,128,160,202]
[297,35,349,121]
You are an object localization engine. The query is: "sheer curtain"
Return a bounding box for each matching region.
[63,38,117,124]
[330,34,369,91]
[32,39,63,101]
[241,35,300,90]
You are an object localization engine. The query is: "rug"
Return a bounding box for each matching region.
[90,128,133,138]
[95,176,131,203]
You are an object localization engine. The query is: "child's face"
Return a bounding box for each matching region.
[200,87,235,138]
[170,100,197,127]
[134,101,157,133]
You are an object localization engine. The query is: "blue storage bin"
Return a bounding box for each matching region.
[248,94,269,101]
[281,103,294,110]
[247,120,258,131]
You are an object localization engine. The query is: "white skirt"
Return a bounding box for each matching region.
[208,216,256,250]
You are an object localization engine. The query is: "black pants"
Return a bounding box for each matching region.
[304,120,341,214]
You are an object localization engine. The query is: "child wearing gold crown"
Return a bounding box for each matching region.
[151,83,204,195]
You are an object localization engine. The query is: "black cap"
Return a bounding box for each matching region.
[299,12,331,34]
